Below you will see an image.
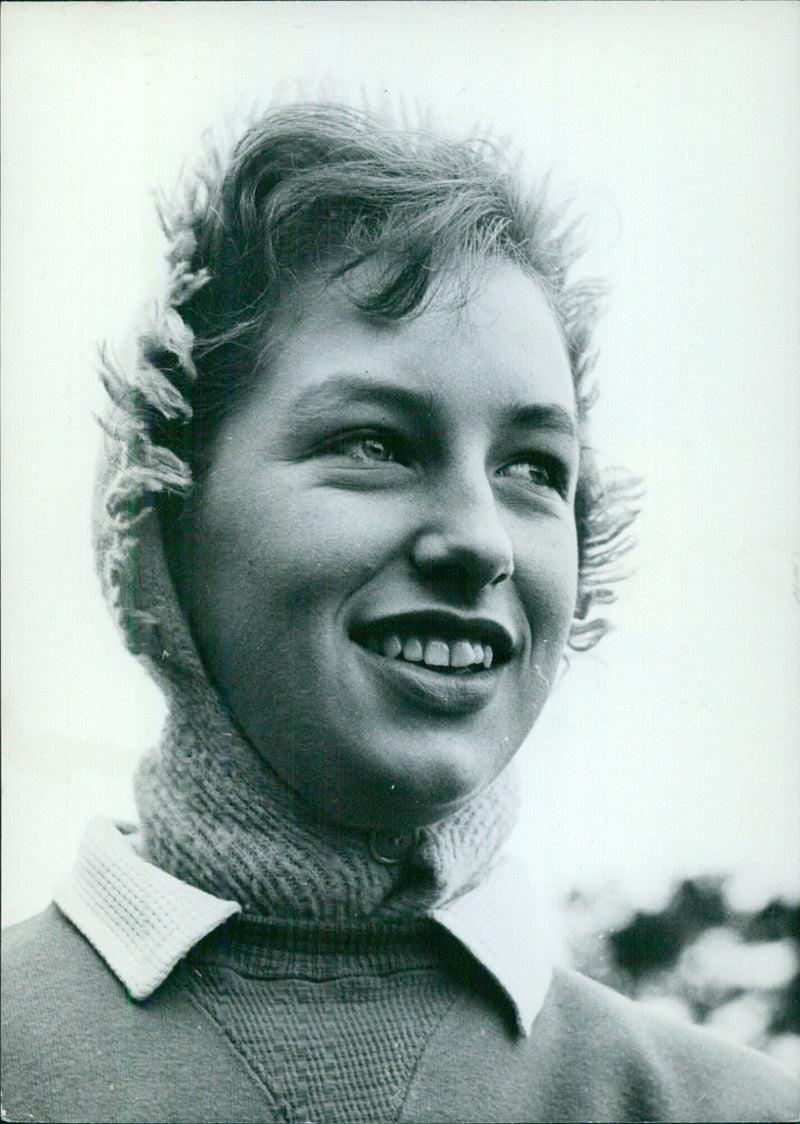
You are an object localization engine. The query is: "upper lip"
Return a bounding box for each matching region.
[350,609,518,664]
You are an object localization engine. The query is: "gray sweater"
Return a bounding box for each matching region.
[3,903,798,1124]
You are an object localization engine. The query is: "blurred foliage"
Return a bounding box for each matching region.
[564,876,800,1076]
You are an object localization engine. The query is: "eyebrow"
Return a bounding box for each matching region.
[289,376,437,426]
[502,402,579,442]
[290,374,579,440]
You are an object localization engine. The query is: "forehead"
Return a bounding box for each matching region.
[260,260,575,418]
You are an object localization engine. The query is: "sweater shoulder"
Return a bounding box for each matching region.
[2,903,134,1033]
[2,906,135,1122]
[545,967,799,1121]
[3,903,113,993]
[400,964,798,1123]
[1,905,274,1123]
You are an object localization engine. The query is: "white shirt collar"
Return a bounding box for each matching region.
[54,817,551,1036]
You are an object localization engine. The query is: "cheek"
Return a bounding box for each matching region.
[515,520,579,641]
[199,477,412,617]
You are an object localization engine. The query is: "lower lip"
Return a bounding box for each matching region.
[355,645,500,715]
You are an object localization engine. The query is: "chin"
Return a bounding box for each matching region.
[334,740,505,831]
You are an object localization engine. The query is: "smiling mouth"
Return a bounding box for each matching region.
[351,612,514,675]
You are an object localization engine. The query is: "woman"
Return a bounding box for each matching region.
[3,103,797,1123]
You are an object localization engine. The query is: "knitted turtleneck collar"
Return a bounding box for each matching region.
[135,669,519,922]
[93,183,520,924]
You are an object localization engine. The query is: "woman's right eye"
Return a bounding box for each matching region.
[324,432,404,465]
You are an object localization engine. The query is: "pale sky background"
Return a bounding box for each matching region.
[2,1,799,931]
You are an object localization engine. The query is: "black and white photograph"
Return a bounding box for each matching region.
[2,3,799,1121]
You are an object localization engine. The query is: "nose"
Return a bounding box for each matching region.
[410,461,515,596]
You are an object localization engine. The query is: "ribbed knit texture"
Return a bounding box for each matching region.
[185,917,483,1123]
[135,690,519,921]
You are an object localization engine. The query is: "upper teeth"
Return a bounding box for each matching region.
[376,634,493,669]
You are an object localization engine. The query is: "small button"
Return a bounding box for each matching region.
[369,828,419,864]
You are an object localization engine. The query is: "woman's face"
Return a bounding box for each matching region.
[181,261,580,828]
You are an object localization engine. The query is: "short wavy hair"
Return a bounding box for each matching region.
[108,102,637,651]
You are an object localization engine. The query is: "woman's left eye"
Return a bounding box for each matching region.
[499,457,566,494]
